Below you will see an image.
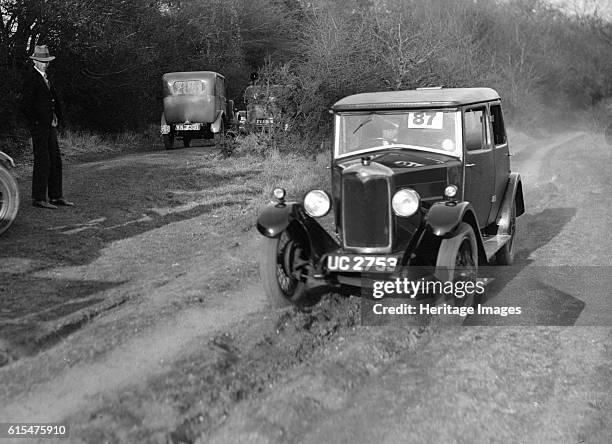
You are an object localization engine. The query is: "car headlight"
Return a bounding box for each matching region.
[304,190,331,217]
[392,189,420,217]
[273,188,286,202]
[444,185,458,199]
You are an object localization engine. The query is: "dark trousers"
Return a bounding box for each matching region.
[31,127,62,201]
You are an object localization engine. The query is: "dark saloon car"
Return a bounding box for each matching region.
[160,71,235,149]
[256,87,524,307]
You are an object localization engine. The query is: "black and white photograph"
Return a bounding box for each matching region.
[0,0,611,442]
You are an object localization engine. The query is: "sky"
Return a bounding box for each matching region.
[552,0,612,19]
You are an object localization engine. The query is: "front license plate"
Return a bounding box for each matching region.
[326,255,398,272]
[176,123,201,131]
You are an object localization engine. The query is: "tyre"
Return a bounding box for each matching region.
[0,165,19,235]
[435,222,479,309]
[163,131,174,150]
[495,200,516,265]
[183,135,191,148]
[214,120,226,148]
[259,229,312,308]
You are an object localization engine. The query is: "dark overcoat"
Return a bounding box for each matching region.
[21,66,63,136]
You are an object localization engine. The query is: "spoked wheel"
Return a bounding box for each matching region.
[163,130,175,150]
[260,228,313,308]
[435,222,479,311]
[496,200,517,265]
[0,165,19,235]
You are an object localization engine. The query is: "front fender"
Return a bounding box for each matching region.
[211,111,224,133]
[256,202,339,261]
[0,151,16,168]
[257,202,297,238]
[425,201,476,237]
[425,201,486,264]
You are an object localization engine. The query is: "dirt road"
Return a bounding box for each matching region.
[0,132,610,443]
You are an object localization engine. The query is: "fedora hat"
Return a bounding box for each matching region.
[29,45,55,62]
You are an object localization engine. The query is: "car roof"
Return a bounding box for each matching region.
[332,87,501,111]
[162,71,224,82]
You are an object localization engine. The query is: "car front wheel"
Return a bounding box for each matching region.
[260,228,313,308]
[435,222,479,309]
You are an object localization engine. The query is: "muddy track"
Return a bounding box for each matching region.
[1,131,611,443]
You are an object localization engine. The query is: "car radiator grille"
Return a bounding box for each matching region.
[342,174,390,249]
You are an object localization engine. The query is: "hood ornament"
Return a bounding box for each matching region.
[361,156,371,166]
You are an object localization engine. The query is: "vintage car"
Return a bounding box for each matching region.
[243,84,283,132]
[160,71,235,149]
[256,87,525,307]
[0,150,19,235]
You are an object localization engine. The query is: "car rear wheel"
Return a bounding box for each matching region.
[260,228,313,308]
[163,131,174,150]
[435,222,479,309]
[0,165,19,235]
[495,200,516,265]
[214,120,226,147]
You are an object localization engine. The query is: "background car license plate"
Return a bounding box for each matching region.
[326,255,398,272]
[176,123,201,131]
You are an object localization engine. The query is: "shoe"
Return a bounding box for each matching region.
[33,200,58,209]
[50,198,75,207]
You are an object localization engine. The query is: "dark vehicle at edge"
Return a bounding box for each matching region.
[0,150,19,235]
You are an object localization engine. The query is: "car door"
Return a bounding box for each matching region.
[462,105,495,228]
[488,102,511,225]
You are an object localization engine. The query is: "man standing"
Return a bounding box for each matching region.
[21,45,74,209]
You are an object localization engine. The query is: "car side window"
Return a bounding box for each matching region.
[464,108,485,151]
[490,104,507,146]
[218,78,225,99]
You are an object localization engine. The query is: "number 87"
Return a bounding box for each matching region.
[412,112,436,125]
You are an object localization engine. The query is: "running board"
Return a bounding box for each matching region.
[483,234,511,260]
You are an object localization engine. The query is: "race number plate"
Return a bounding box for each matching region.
[408,112,443,129]
[326,255,398,273]
[176,123,201,131]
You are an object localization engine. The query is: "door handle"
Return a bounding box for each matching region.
[466,163,475,167]
[508,152,514,157]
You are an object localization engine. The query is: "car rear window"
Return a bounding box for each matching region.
[172,80,209,95]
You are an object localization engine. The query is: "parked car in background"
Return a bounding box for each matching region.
[243,84,284,132]
[160,71,236,149]
[0,150,19,235]
[256,87,525,308]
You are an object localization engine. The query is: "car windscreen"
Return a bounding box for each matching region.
[335,110,461,158]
